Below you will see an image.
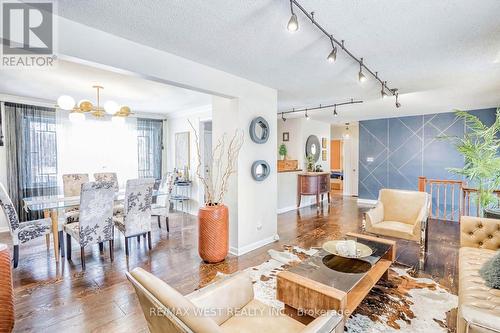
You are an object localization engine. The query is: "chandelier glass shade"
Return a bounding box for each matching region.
[57,85,132,121]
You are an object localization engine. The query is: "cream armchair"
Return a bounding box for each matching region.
[457,216,500,333]
[365,189,430,245]
[126,268,344,333]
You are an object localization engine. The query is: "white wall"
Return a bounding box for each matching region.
[166,107,212,215]
[277,118,330,212]
[55,17,278,255]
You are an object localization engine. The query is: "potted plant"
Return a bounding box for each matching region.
[443,108,500,216]
[279,144,287,160]
[189,121,244,263]
[306,154,315,172]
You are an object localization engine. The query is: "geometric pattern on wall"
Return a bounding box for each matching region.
[359,108,496,220]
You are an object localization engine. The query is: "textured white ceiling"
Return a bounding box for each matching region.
[0,60,212,114]
[18,1,500,121]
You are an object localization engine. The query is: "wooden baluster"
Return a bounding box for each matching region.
[443,183,447,220]
[451,183,455,221]
[436,183,440,221]
[429,183,433,219]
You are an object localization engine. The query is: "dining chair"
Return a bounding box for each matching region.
[64,181,115,270]
[113,178,155,256]
[62,173,89,224]
[93,172,119,191]
[151,177,171,232]
[0,182,53,268]
[94,172,123,214]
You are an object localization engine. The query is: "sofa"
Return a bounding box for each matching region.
[126,267,344,333]
[457,216,500,333]
[365,189,430,244]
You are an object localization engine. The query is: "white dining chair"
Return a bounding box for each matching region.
[0,182,53,268]
[94,172,123,215]
[113,178,155,256]
[151,177,172,232]
[62,173,89,224]
[64,181,115,270]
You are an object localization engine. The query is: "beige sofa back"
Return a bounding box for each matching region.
[460,216,500,250]
[379,189,429,224]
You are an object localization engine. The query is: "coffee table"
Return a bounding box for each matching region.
[277,233,396,324]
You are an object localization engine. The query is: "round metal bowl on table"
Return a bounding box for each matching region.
[322,240,373,259]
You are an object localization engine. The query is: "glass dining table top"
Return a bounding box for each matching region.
[23,190,168,212]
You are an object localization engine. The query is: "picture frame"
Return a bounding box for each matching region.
[282,132,289,142]
[321,150,327,161]
[175,131,190,169]
[321,137,327,149]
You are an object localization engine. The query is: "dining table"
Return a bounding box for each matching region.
[23,190,169,263]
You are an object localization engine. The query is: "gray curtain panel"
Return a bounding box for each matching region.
[137,118,163,180]
[4,102,58,221]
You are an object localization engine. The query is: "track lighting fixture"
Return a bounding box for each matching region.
[358,58,367,83]
[395,92,401,108]
[327,38,337,63]
[284,0,402,108]
[277,99,362,120]
[287,1,298,32]
[381,81,388,99]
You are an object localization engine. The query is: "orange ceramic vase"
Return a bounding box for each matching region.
[198,205,229,263]
[0,243,14,333]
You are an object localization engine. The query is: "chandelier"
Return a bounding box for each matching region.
[56,85,132,122]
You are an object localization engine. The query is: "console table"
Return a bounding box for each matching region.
[297,172,330,209]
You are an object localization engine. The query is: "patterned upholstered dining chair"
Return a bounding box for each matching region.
[93,172,119,191]
[151,177,172,232]
[94,172,123,214]
[113,178,155,256]
[0,182,53,268]
[62,173,89,224]
[64,181,115,270]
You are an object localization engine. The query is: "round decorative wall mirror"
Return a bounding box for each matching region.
[249,117,269,144]
[251,160,270,181]
[305,135,321,162]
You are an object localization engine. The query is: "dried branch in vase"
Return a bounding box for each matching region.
[189,120,244,206]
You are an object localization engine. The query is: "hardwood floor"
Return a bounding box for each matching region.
[0,196,460,332]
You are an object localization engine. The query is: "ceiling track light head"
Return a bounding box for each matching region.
[381,81,388,99]
[281,112,286,122]
[394,91,401,108]
[358,58,367,83]
[305,109,310,119]
[333,105,338,117]
[287,1,298,32]
[327,37,337,63]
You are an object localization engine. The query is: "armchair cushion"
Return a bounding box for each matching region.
[219,299,305,333]
[366,220,418,242]
[187,272,254,325]
[379,189,429,225]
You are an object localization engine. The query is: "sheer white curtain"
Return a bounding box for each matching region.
[56,111,139,189]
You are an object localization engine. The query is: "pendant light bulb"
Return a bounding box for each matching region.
[327,46,337,63]
[287,13,298,32]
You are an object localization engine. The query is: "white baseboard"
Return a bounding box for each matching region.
[229,234,279,256]
[277,198,329,214]
[357,198,377,205]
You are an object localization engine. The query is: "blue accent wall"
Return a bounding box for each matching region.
[359,108,497,203]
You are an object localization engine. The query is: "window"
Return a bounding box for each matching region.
[23,113,58,189]
[137,118,163,179]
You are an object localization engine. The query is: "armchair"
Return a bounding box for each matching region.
[364,189,430,245]
[126,268,344,333]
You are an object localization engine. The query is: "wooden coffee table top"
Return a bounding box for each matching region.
[277,233,396,318]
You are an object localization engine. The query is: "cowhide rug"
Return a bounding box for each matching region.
[223,245,458,332]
